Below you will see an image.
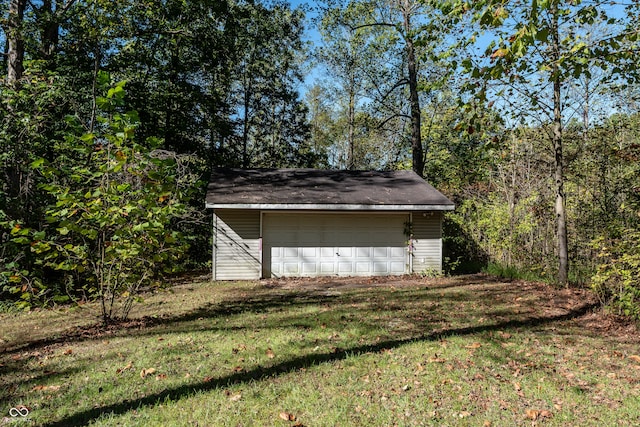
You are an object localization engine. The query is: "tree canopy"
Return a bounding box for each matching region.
[1,0,639,319]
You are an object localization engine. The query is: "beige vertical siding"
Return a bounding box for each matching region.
[411,212,443,273]
[213,209,261,280]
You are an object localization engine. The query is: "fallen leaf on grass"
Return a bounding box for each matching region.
[466,342,482,349]
[514,384,525,397]
[229,393,242,401]
[116,361,133,374]
[525,409,540,420]
[266,348,275,359]
[525,409,553,420]
[232,344,247,354]
[232,366,244,373]
[540,410,553,419]
[155,374,167,381]
[428,356,446,363]
[629,355,640,364]
[64,348,73,355]
[279,412,296,421]
[32,385,60,392]
[140,368,156,379]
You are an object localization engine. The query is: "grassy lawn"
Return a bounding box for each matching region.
[1,274,639,426]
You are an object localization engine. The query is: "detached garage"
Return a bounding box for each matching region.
[205,168,454,280]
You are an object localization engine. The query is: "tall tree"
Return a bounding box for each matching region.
[318,0,448,176]
[6,0,26,86]
[228,2,312,168]
[441,0,640,285]
[316,4,374,169]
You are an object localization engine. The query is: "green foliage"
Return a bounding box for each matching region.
[482,262,546,283]
[591,230,640,319]
[36,80,188,323]
[442,207,489,275]
[1,78,191,323]
[417,267,443,278]
[0,68,73,309]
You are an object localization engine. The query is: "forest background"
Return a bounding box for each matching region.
[1,0,639,322]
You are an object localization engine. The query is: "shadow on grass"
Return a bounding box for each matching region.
[2,275,513,357]
[42,301,596,427]
[0,275,574,356]
[0,289,344,355]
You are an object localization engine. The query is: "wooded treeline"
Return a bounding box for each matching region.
[1,0,639,321]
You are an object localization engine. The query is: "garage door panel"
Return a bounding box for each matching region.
[271,247,282,259]
[283,247,298,258]
[320,262,335,274]
[284,263,299,274]
[356,262,371,273]
[337,247,353,257]
[263,213,408,278]
[391,261,406,273]
[338,262,354,273]
[320,247,335,257]
[390,247,406,257]
[374,262,389,273]
[302,247,317,257]
[302,263,317,274]
[373,247,389,257]
[356,247,371,258]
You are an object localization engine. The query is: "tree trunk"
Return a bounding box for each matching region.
[2,37,8,75]
[551,1,569,286]
[7,0,27,87]
[40,0,59,66]
[242,79,250,168]
[402,0,423,177]
[347,82,355,170]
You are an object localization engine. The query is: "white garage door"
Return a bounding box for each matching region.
[263,213,409,278]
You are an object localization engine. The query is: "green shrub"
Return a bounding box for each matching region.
[483,262,535,281]
[591,230,640,319]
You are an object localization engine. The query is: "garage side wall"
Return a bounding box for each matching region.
[411,212,443,273]
[213,209,261,280]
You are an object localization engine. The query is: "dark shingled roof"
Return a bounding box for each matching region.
[206,168,454,210]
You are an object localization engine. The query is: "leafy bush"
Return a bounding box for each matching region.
[591,230,640,319]
[2,78,192,323]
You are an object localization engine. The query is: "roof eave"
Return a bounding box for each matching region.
[205,203,455,211]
